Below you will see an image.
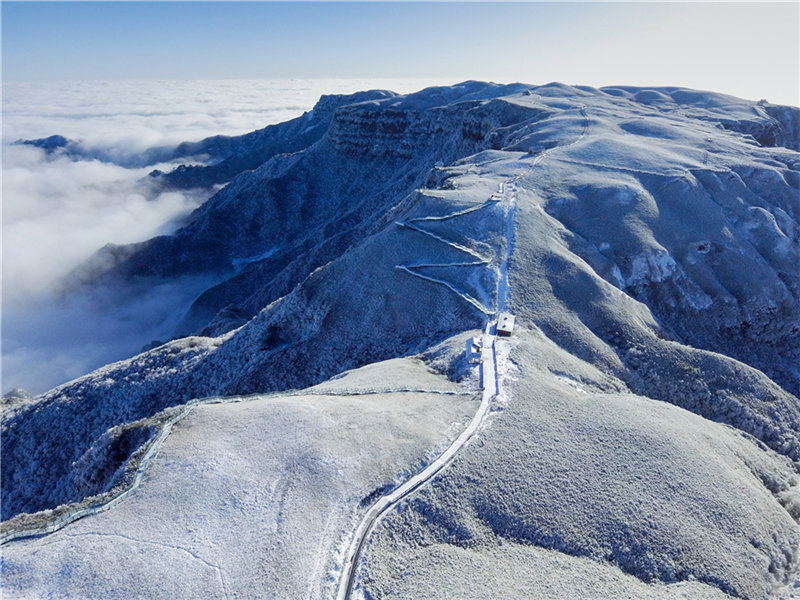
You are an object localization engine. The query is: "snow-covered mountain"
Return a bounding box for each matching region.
[3,81,799,599]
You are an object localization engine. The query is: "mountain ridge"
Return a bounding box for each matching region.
[3,81,799,600]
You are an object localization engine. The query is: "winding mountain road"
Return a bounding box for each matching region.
[336,321,499,600]
[337,170,523,599]
[336,105,590,599]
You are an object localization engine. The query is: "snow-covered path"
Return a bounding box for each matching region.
[336,322,499,600]
[395,220,492,263]
[395,265,491,315]
[395,185,506,315]
[405,199,497,223]
[337,160,529,599]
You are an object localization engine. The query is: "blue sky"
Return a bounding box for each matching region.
[2,2,798,105]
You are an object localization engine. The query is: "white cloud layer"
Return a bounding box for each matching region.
[2,78,449,395]
[3,146,208,299]
[2,78,453,149]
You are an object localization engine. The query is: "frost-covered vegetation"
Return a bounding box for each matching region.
[361,330,800,599]
[2,358,478,599]
[2,81,799,599]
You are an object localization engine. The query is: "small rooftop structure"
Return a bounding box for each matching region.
[466,336,483,363]
[497,313,515,337]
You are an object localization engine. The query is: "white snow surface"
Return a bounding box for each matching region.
[360,330,800,600]
[360,541,735,599]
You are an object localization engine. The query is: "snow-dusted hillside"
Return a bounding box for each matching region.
[2,358,478,599]
[2,81,799,599]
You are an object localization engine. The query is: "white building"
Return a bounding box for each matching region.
[497,313,515,337]
[466,336,483,362]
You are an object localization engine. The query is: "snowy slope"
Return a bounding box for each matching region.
[2,81,799,599]
[361,330,800,600]
[2,359,478,599]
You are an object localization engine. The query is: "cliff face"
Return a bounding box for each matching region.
[3,81,800,599]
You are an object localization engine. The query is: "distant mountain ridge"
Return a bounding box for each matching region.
[16,90,397,183]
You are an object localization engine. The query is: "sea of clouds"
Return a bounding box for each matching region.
[2,78,450,394]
